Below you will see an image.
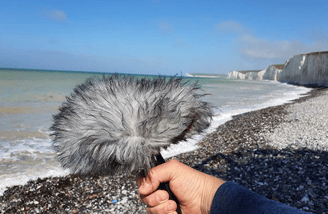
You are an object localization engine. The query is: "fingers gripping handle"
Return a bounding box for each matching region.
[155,154,182,214]
[158,182,182,214]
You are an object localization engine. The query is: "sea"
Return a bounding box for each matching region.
[0,68,312,195]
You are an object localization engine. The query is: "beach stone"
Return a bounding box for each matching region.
[1,88,328,213]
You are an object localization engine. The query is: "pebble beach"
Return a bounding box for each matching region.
[1,88,327,214]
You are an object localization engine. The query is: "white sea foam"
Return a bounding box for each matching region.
[0,137,69,195]
[0,166,69,196]
[0,76,312,196]
[161,112,233,159]
[162,83,311,159]
[0,138,54,160]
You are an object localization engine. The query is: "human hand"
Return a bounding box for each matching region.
[137,159,225,214]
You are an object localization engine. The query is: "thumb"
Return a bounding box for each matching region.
[138,159,179,195]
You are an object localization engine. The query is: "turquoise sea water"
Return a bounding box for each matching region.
[0,68,311,195]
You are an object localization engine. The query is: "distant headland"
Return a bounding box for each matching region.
[185,73,219,78]
[227,51,328,87]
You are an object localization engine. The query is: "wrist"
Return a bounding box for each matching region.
[201,175,225,214]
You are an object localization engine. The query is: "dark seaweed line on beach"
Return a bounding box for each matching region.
[1,89,327,214]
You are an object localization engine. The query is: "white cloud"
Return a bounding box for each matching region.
[215,20,247,34]
[215,20,328,60]
[237,34,328,60]
[310,30,328,42]
[44,10,67,22]
[214,20,328,70]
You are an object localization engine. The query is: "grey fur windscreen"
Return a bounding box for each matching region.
[51,75,212,175]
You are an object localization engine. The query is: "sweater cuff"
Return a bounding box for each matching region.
[210,181,242,214]
[209,181,311,214]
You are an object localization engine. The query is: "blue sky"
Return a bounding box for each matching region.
[1,0,328,75]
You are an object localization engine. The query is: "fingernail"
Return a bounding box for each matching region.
[156,193,167,203]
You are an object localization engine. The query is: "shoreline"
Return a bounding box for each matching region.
[1,88,328,213]
[173,88,328,213]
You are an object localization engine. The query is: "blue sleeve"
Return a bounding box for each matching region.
[210,181,312,214]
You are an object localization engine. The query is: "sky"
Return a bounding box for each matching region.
[1,0,328,75]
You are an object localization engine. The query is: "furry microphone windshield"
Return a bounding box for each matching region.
[51,75,212,176]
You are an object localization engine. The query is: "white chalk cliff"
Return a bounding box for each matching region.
[278,52,328,86]
[227,51,328,87]
[227,65,282,81]
[245,69,266,80]
[227,71,246,79]
[263,65,283,81]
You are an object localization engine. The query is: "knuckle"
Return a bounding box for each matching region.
[164,200,177,213]
[155,191,169,205]
[167,159,179,165]
[149,164,161,175]
[142,192,161,207]
[156,190,169,203]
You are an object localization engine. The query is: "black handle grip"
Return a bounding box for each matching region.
[155,154,182,214]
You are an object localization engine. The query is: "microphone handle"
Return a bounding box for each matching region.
[155,153,182,214]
